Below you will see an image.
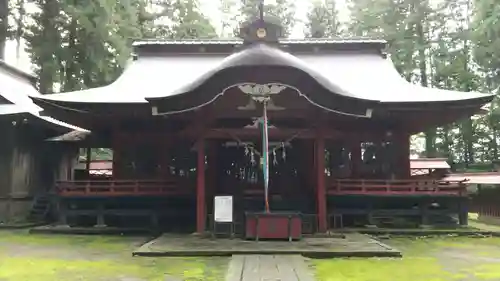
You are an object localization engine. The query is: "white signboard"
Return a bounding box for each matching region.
[214,196,233,223]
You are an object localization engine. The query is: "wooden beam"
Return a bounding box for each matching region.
[203,128,339,139]
[112,128,395,143]
[210,108,314,119]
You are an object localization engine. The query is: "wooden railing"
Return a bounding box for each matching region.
[470,204,500,218]
[56,179,193,197]
[327,179,467,196]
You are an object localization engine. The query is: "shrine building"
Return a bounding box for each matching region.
[0,60,86,222]
[29,18,494,235]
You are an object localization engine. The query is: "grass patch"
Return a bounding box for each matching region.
[313,236,500,281]
[315,257,461,281]
[0,256,225,281]
[0,230,227,281]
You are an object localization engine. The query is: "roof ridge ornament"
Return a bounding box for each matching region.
[239,0,283,45]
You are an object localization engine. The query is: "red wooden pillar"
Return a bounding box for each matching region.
[316,132,327,232]
[196,138,206,233]
[206,141,217,212]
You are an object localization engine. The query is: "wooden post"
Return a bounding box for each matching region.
[309,140,316,189]
[112,133,119,179]
[398,132,411,178]
[161,138,170,179]
[86,145,91,178]
[419,199,430,227]
[316,132,327,232]
[206,141,217,213]
[458,198,469,226]
[307,140,316,189]
[350,140,361,177]
[196,138,206,233]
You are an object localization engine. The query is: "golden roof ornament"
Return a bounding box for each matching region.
[239,0,283,45]
[256,28,267,38]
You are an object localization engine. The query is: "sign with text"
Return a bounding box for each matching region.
[214,196,233,223]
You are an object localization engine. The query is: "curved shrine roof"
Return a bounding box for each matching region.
[30,40,493,110]
[0,60,88,133]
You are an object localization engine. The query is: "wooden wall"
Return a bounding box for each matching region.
[0,119,78,222]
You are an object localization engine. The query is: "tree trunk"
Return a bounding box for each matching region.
[38,0,59,94]
[461,0,474,165]
[415,14,435,157]
[62,18,78,92]
[493,129,499,161]
[0,0,8,60]
[442,124,451,160]
[15,0,26,65]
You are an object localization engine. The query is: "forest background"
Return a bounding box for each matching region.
[1,0,500,171]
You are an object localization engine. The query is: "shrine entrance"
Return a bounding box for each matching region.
[213,138,316,224]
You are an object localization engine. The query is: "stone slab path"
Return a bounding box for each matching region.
[133,232,401,258]
[225,255,315,281]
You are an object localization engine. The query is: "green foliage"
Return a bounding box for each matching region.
[305,0,339,38]
[23,0,217,94]
[0,0,7,60]
[472,0,500,85]
[153,0,217,39]
[24,0,141,93]
[79,148,113,161]
[220,0,296,37]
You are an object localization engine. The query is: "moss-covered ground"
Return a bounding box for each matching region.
[3,229,500,281]
[314,235,500,281]
[0,230,227,281]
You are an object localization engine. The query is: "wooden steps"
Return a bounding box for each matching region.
[28,195,51,222]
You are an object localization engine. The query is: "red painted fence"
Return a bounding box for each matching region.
[56,178,468,197]
[56,179,192,196]
[327,179,467,196]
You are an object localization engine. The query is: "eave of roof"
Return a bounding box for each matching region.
[47,130,91,141]
[0,104,27,115]
[132,38,387,46]
[0,59,36,82]
[29,42,494,112]
[0,60,89,133]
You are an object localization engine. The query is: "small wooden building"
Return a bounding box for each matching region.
[30,19,494,233]
[0,60,87,222]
